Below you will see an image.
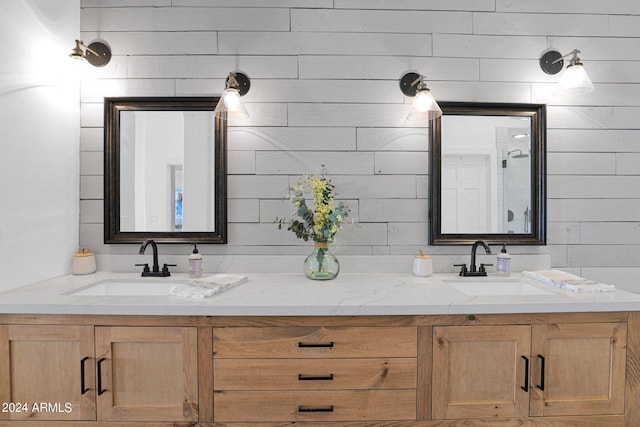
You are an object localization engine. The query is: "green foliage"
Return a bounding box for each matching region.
[274,166,350,243]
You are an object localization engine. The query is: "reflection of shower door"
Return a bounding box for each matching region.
[441,155,491,233]
[169,165,183,231]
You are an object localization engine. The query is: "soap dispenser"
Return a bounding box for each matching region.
[188,244,203,278]
[496,244,511,276]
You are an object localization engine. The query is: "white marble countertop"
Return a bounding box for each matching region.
[2,271,640,316]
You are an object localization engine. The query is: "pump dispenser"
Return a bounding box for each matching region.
[496,244,511,276]
[188,244,203,278]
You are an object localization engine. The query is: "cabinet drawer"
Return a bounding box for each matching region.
[213,326,417,358]
[214,390,416,422]
[214,358,417,390]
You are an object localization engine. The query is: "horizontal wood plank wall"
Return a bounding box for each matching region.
[79,2,640,289]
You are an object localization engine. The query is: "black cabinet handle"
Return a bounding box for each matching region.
[298,374,334,381]
[521,355,529,392]
[298,405,334,413]
[97,357,107,396]
[298,341,334,348]
[537,354,545,391]
[80,357,90,395]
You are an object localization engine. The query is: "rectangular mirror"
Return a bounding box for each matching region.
[104,97,227,244]
[430,102,546,245]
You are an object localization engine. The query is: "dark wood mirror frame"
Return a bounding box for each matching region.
[429,102,546,245]
[104,97,227,244]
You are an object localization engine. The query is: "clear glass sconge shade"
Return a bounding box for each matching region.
[214,88,249,120]
[407,89,442,121]
[555,64,594,97]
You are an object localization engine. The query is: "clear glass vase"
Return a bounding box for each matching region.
[303,242,339,280]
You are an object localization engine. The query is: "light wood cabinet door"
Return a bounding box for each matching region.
[432,325,531,419]
[530,322,627,417]
[94,326,198,422]
[0,325,96,421]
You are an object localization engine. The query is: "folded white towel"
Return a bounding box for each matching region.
[194,274,248,288]
[170,274,248,299]
[522,270,615,293]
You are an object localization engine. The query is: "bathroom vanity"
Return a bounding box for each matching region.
[1,272,639,426]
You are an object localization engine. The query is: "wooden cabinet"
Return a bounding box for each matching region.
[95,326,198,422]
[529,322,627,417]
[213,326,418,422]
[432,324,531,419]
[0,325,95,421]
[0,324,197,424]
[432,322,627,420]
[1,312,638,426]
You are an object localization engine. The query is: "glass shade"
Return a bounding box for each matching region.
[214,88,249,120]
[407,89,442,121]
[555,64,594,97]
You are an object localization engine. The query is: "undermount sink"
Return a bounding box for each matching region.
[443,277,554,296]
[66,278,191,296]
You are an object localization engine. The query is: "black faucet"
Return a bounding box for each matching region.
[456,240,492,277]
[137,239,173,277]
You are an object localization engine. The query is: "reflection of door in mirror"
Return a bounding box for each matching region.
[442,154,493,233]
[119,111,216,233]
[440,115,530,234]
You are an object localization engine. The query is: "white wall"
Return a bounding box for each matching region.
[0,0,80,291]
[78,1,640,291]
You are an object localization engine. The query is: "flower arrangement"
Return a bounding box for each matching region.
[276,167,350,244]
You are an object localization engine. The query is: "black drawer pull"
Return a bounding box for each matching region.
[97,357,107,396]
[298,374,334,381]
[298,341,334,348]
[80,356,90,394]
[298,405,334,412]
[537,354,545,391]
[521,355,529,392]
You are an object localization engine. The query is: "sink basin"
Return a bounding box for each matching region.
[444,278,554,296]
[66,279,191,296]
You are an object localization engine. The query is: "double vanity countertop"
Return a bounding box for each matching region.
[2,271,640,316]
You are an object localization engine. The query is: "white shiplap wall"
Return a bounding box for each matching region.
[79,0,640,291]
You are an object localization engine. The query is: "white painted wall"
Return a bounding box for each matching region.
[77,1,640,291]
[0,0,80,292]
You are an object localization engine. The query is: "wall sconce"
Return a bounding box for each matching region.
[539,49,594,97]
[399,72,442,121]
[508,149,529,159]
[69,40,111,67]
[214,72,251,120]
